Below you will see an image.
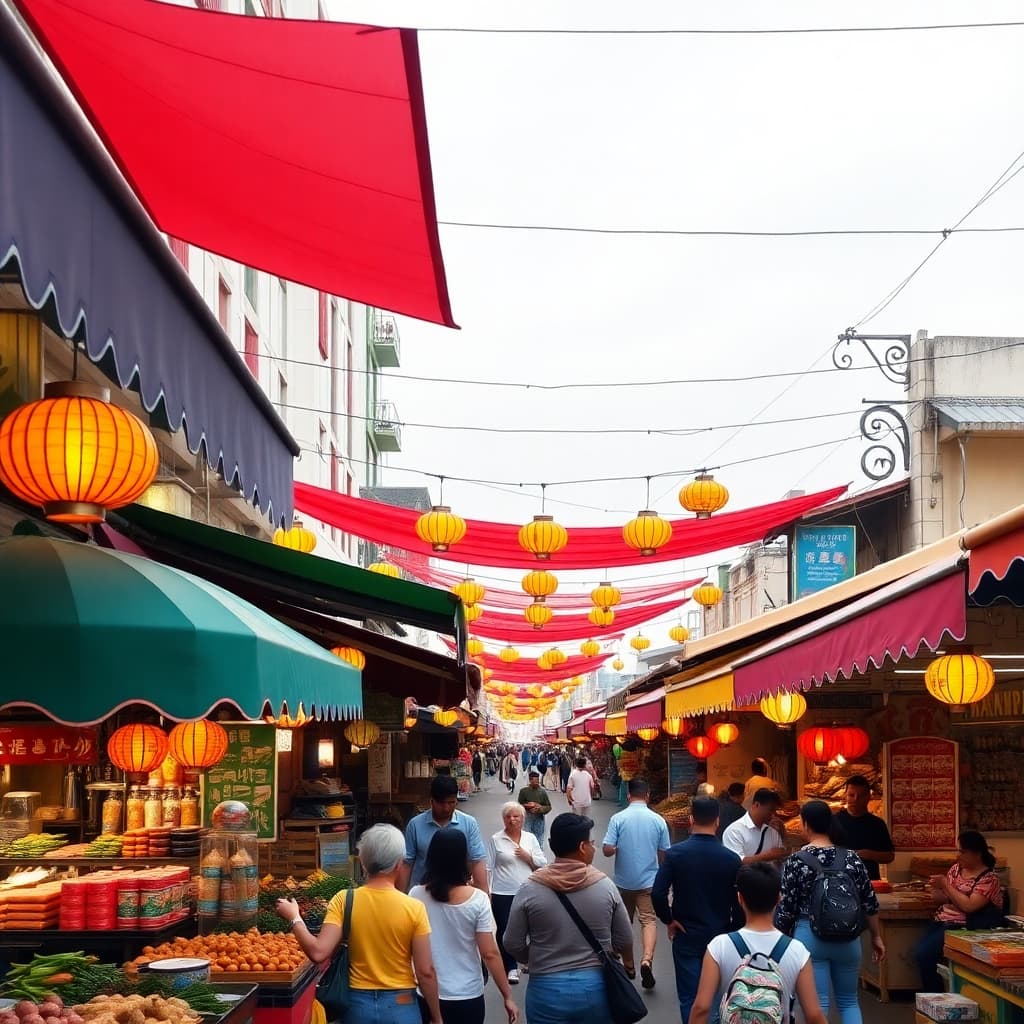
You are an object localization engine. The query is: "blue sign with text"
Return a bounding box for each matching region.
[793,525,856,598]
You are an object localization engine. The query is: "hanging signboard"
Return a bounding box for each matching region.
[886,736,958,850]
[792,525,856,599]
[668,744,699,795]
[0,725,97,765]
[367,737,392,798]
[201,723,278,840]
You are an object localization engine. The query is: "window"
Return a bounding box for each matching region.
[317,292,328,360]
[243,267,258,310]
[169,237,189,270]
[217,277,231,332]
[243,319,258,376]
[346,339,354,455]
[277,372,288,425]
[278,279,288,362]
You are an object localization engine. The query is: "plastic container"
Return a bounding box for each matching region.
[143,958,211,990]
[198,829,257,934]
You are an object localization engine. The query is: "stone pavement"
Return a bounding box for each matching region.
[462,775,916,1024]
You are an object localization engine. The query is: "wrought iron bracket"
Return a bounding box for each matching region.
[859,400,910,482]
[833,331,911,387]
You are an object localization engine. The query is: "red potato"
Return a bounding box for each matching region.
[0,1012,21,1024]
[45,1002,62,1012]
[14,1003,38,1018]
[21,1014,46,1024]
[37,1005,61,1019]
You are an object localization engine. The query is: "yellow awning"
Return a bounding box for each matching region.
[604,712,627,735]
[665,671,734,718]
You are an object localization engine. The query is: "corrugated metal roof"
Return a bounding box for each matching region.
[932,398,1024,430]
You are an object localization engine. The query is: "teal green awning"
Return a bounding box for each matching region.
[0,534,361,725]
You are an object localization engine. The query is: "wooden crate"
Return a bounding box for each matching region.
[265,836,318,876]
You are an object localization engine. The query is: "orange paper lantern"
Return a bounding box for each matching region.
[167,719,229,769]
[709,722,740,747]
[107,723,169,774]
[686,734,719,760]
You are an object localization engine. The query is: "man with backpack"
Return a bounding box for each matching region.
[689,863,826,1024]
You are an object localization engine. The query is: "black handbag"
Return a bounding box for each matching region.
[964,869,1008,930]
[317,887,354,1021]
[554,890,648,1024]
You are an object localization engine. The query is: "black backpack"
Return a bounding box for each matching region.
[796,848,865,942]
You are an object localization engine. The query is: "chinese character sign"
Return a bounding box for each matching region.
[201,723,277,839]
[793,525,856,599]
[0,726,97,765]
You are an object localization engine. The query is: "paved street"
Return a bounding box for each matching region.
[463,777,915,1024]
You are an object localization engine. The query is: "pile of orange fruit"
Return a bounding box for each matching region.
[132,929,308,975]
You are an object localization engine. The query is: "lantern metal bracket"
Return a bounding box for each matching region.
[859,399,910,482]
[833,331,911,388]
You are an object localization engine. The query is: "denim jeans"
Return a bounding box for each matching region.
[524,813,546,847]
[915,921,955,992]
[347,988,421,1024]
[671,939,711,1024]
[794,919,864,1024]
[525,968,606,1024]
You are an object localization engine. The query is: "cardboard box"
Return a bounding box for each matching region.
[915,993,979,1021]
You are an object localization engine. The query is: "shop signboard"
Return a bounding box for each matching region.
[367,736,392,798]
[201,723,278,840]
[792,525,856,599]
[886,736,958,850]
[0,725,97,765]
[668,744,699,795]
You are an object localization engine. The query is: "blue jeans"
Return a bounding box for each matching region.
[671,939,712,1024]
[524,813,546,846]
[794,919,864,1024]
[525,968,606,1024]
[915,921,955,992]
[347,989,421,1024]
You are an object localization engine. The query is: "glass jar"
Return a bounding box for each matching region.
[180,788,200,827]
[162,787,181,828]
[143,788,163,829]
[126,786,146,831]
[101,791,123,834]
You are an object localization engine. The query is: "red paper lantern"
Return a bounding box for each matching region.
[797,726,842,764]
[167,720,229,769]
[832,726,870,761]
[686,734,719,760]
[107,723,169,773]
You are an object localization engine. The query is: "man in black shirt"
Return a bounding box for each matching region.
[716,782,746,838]
[834,774,895,881]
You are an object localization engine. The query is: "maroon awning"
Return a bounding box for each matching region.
[733,560,966,704]
[626,687,665,730]
[16,0,455,327]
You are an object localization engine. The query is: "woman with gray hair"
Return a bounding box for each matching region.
[275,823,442,1024]
[486,801,547,985]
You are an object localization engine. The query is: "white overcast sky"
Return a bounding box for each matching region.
[325,0,1024,644]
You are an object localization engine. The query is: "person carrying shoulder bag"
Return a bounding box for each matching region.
[276,823,442,1024]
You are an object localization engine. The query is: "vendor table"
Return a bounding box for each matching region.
[946,947,1024,1024]
[859,904,934,1002]
[0,918,196,966]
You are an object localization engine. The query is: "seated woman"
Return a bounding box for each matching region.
[915,830,1003,992]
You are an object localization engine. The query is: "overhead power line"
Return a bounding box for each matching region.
[415,20,1024,35]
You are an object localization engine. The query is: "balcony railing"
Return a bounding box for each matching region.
[371,400,402,452]
[372,315,401,368]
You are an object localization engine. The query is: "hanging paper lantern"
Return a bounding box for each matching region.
[591,581,622,612]
[589,607,615,628]
[630,634,651,653]
[924,652,995,708]
[524,603,553,629]
[452,577,485,605]
[636,726,660,742]
[266,703,310,729]
[759,691,807,727]
[669,624,690,644]
[623,510,672,557]
[831,725,870,760]
[368,561,399,578]
[499,645,520,664]
[537,651,553,670]
[612,658,625,671]
[798,726,842,764]
[661,718,688,737]
[464,604,484,623]
[0,381,160,524]
[433,708,459,727]
[522,569,558,602]
[107,723,169,774]
[167,720,229,769]
[686,734,719,760]
[274,522,317,553]
[678,473,730,519]
[331,646,366,671]
[467,637,484,657]
[344,720,381,748]
[693,583,724,608]
[483,669,494,681]
[709,722,740,747]
[546,647,568,667]
[416,506,466,552]
[404,714,418,729]
[580,639,601,658]
[518,514,568,560]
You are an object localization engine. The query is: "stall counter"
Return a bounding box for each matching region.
[945,946,1024,1024]
[859,903,935,1002]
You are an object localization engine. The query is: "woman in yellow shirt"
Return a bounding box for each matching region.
[276,824,441,1024]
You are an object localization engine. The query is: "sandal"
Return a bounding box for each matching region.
[624,966,636,980]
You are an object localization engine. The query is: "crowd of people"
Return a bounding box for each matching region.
[271,753,1003,1024]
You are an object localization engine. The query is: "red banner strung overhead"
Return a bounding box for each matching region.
[15,0,455,327]
[294,482,848,569]
[0,725,98,765]
[470,650,612,682]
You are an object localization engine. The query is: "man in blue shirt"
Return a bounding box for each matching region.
[652,795,741,1023]
[602,778,671,990]
[399,774,488,892]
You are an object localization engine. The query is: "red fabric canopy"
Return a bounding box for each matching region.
[626,687,665,730]
[295,482,848,569]
[968,524,1024,592]
[17,0,454,326]
[471,651,610,682]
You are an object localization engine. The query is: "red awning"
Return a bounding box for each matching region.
[16,0,454,327]
[732,560,966,704]
[968,525,1024,592]
[626,686,665,730]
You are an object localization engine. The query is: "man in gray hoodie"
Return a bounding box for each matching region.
[504,813,634,1024]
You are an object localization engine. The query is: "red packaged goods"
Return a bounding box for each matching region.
[116,875,142,928]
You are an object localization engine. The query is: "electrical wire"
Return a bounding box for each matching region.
[438,222,1024,238]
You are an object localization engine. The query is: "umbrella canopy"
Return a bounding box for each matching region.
[0,532,361,725]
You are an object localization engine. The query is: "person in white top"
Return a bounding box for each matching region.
[486,801,547,985]
[722,788,788,864]
[566,755,595,811]
[411,828,518,1024]
[690,862,826,1024]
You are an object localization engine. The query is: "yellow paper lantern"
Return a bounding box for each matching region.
[588,607,615,628]
[107,723,168,774]
[693,583,724,607]
[623,509,672,557]
[266,703,310,729]
[591,581,622,611]
[612,658,625,671]
[332,646,366,671]
[416,505,466,552]
[433,708,459,727]
[273,522,317,553]
[537,651,553,670]
[167,720,229,769]
[467,637,484,657]
[522,569,558,602]
[678,472,729,518]
[368,561,399,577]
[453,577,486,605]
[636,726,660,742]
[630,635,651,653]
[924,652,995,708]
[483,668,494,680]
[661,717,686,737]
[709,721,740,747]
[404,714,418,729]
[464,604,484,623]
[580,639,601,658]
[0,381,159,524]
[498,645,520,663]
[669,624,690,644]
[759,691,808,727]
[344,719,381,748]
[546,647,568,667]
[518,514,568,560]
[524,603,553,629]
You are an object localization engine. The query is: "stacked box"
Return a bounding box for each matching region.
[915,993,980,1021]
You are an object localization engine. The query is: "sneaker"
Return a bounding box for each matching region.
[507,969,520,985]
[640,961,655,990]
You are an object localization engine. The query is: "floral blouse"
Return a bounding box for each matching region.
[936,864,1002,925]
[775,845,879,934]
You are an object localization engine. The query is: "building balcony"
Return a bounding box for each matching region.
[371,400,402,452]
[372,314,401,368]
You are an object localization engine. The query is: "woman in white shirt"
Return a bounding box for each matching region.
[486,801,547,985]
[411,829,518,1024]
